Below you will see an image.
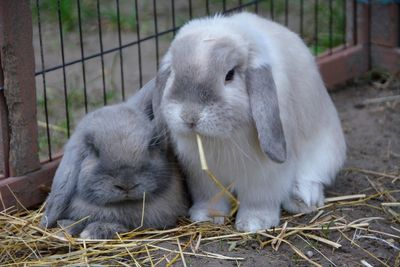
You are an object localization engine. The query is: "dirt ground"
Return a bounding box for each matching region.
[173,72,400,267]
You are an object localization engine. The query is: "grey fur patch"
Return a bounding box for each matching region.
[171,35,245,77]
[170,76,220,104]
[246,65,287,163]
[208,37,247,71]
[166,34,248,106]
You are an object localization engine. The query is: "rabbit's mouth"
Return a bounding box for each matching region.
[120,193,143,202]
[183,125,234,139]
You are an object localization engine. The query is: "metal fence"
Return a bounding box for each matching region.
[32,0,353,164]
[0,0,399,209]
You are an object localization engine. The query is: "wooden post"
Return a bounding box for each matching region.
[0,52,10,178]
[370,3,400,72]
[0,0,40,176]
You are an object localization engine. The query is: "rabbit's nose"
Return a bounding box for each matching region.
[180,113,199,129]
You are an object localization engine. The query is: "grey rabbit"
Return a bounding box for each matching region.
[41,82,188,239]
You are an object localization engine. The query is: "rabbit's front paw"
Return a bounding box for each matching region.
[189,201,230,225]
[235,207,280,232]
[79,222,128,239]
[190,207,226,225]
[283,180,324,214]
[56,219,86,237]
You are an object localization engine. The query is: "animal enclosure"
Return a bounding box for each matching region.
[0,1,399,266]
[0,0,399,210]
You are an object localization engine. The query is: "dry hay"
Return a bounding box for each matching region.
[0,136,399,266]
[1,174,400,266]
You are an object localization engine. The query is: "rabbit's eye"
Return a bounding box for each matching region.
[92,147,100,158]
[225,69,235,82]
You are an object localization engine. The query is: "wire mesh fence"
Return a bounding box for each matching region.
[31,0,353,165]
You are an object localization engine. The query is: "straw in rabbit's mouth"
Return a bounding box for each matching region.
[195,134,240,217]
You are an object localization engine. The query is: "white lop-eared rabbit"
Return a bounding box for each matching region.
[41,81,188,239]
[153,12,346,232]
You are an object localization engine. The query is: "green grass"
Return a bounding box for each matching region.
[32,0,90,32]
[103,9,137,31]
[32,0,137,32]
[313,0,346,54]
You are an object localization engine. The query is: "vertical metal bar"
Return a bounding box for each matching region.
[77,0,88,113]
[153,0,159,68]
[367,0,371,70]
[116,0,125,100]
[96,0,107,105]
[189,0,193,19]
[343,0,347,48]
[57,0,71,137]
[37,0,52,160]
[134,0,143,88]
[270,0,274,20]
[171,0,176,35]
[329,0,333,54]
[314,0,319,55]
[398,4,400,47]
[206,0,210,16]
[353,0,358,45]
[300,0,304,38]
[285,0,289,26]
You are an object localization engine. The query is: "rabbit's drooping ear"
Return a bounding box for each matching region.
[152,66,171,111]
[246,65,287,163]
[41,138,85,228]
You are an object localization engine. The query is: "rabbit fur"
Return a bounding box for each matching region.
[41,81,188,239]
[153,12,346,232]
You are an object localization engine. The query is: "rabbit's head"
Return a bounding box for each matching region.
[157,21,286,163]
[76,105,172,205]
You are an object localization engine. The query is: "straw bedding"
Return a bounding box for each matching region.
[1,168,399,266]
[1,136,399,266]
